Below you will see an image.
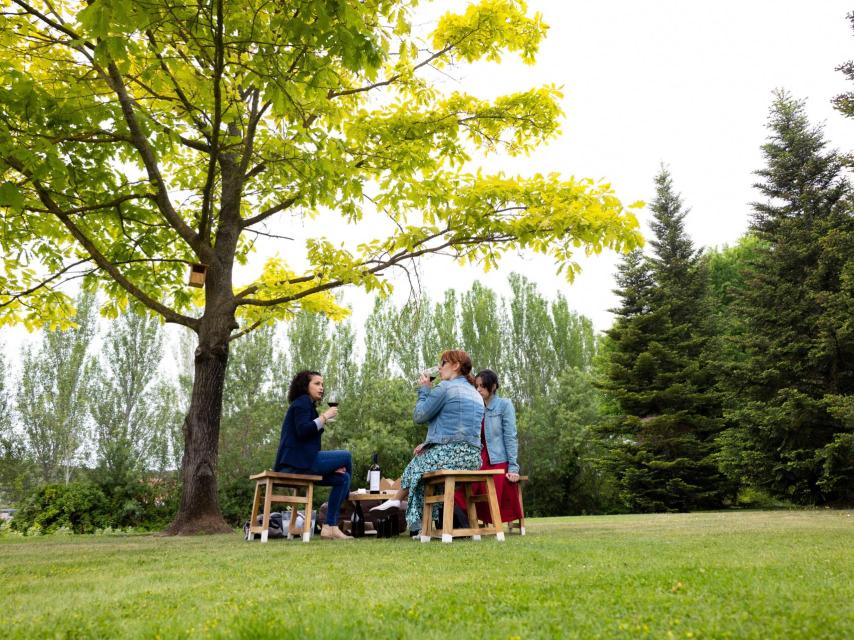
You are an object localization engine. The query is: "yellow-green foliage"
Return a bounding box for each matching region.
[0,0,643,333]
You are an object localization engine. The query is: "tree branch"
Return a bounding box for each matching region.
[3,156,199,329]
[240,195,299,228]
[327,43,456,99]
[103,60,207,260]
[0,258,91,307]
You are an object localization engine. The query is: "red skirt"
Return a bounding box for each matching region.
[454,448,523,524]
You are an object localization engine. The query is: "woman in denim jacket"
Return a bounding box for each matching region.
[455,368,523,524]
[372,350,484,532]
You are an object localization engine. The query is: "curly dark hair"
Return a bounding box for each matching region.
[287,370,322,403]
[475,369,499,393]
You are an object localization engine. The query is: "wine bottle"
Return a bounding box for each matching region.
[351,502,365,538]
[368,452,381,494]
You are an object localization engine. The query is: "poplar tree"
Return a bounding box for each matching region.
[16,290,97,485]
[89,308,169,487]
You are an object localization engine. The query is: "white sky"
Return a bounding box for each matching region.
[2,0,852,362]
[330,0,854,331]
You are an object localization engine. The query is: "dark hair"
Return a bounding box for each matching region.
[288,370,322,403]
[475,369,499,394]
[440,349,475,385]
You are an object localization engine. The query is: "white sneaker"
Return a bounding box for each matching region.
[370,499,401,512]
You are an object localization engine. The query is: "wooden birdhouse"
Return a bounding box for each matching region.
[188,263,207,288]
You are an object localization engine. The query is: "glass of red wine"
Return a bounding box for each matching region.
[326,394,339,422]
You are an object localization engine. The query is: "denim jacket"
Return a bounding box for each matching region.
[483,395,519,473]
[414,376,484,449]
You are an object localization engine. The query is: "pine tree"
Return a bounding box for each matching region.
[599,170,728,511]
[721,92,854,504]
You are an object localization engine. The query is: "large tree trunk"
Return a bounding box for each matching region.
[164,313,235,535]
[165,160,243,535]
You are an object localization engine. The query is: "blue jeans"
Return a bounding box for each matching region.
[306,450,352,526]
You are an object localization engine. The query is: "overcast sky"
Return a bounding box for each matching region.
[337,0,854,331]
[2,1,852,361]
[356,0,854,330]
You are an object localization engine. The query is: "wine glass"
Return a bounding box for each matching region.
[421,365,440,383]
[326,393,339,422]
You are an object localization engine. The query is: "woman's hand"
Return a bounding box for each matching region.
[334,466,347,474]
[413,443,427,456]
[322,406,338,422]
[505,472,520,483]
[418,373,431,387]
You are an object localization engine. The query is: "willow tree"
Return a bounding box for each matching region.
[0,0,642,533]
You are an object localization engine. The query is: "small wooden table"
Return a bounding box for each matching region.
[347,490,398,503]
[346,491,400,537]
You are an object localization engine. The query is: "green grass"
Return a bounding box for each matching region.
[1,510,852,639]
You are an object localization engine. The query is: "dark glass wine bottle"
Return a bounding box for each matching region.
[368,452,381,494]
[351,502,365,538]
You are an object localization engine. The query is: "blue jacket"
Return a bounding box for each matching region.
[414,376,484,449]
[483,394,519,473]
[274,394,322,471]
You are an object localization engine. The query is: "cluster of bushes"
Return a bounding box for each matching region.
[10,478,177,535]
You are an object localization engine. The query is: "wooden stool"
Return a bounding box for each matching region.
[419,470,505,543]
[248,471,322,543]
[506,475,528,535]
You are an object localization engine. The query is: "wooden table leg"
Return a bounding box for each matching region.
[302,483,314,542]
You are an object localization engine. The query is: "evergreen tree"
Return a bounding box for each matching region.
[720,92,854,504]
[599,170,728,511]
[833,12,854,118]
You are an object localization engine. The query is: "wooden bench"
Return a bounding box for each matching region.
[419,469,505,543]
[248,470,322,542]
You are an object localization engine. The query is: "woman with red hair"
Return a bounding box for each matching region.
[372,349,484,534]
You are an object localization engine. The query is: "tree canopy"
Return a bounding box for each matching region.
[0,0,643,331]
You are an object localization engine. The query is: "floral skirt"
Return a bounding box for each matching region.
[401,442,482,530]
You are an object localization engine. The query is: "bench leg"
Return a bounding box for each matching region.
[485,477,504,541]
[302,483,314,542]
[420,481,434,543]
[517,482,526,536]
[287,487,299,540]
[441,477,455,543]
[260,479,273,543]
[464,483,481,541]
[248,481,262,541]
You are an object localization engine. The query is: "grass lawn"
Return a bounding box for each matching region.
[1,510,852,639]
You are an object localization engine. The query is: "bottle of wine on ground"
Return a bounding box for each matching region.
[368,452,381,494]
[351,502,365,538]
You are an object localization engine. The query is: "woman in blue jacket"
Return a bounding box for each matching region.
[274,370,353,540]
[372,350,484,533]
[454,368,523,524]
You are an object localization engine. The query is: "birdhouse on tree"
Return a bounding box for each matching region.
[188,263,207,288]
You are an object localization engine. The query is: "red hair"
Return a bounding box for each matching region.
[440,349,475,385]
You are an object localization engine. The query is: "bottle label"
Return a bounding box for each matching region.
[369,470,380,492]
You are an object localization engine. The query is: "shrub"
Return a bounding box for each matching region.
[12,483,110,534]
